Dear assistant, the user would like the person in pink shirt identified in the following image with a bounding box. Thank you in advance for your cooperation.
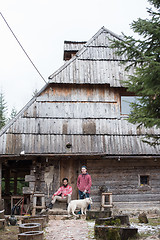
[51,178,72,207]
[77,166,92,210]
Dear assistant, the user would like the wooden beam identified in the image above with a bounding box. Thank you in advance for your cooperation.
[5,168,10,195]
[14,172,17,195]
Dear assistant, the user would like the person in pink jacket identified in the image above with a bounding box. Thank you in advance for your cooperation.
[77,166,92,210]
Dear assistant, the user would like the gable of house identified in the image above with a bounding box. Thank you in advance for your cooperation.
[0,27,159,157]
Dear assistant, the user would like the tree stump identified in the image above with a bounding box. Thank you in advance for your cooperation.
[19,223,41,233]
[96,215,130,226]
[23,215,48,227]
[86,210,111,220]
[18,231,43,240]
[95,225,138,240]
[22,218,44,230]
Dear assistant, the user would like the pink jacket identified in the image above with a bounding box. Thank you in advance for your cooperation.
[77,173,92,193]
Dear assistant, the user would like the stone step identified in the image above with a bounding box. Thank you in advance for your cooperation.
[48,209,68,215]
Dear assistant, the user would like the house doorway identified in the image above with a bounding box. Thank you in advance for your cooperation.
[60,158,79,200]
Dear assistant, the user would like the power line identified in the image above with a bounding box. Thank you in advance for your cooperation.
[0,12,47,84]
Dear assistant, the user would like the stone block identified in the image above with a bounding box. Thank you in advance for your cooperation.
[25,175,35,182]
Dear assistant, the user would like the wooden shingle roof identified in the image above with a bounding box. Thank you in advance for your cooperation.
[49,27,134,87]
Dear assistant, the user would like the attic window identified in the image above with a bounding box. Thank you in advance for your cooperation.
[121,96,140,115]
[64,51,77,61]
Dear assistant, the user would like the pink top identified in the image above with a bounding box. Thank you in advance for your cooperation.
[77,173,92,193]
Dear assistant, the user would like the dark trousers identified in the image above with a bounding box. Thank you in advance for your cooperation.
[78,190,91,210]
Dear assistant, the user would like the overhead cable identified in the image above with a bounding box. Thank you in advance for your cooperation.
[0,12,47,84]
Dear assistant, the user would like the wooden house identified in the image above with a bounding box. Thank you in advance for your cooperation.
[0,27,160,214]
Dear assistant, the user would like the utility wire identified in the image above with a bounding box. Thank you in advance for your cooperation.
[0,12,47,84]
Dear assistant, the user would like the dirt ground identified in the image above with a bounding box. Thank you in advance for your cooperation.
[0,225,19,240]
[44,219,95,240]
[0,219,95,240]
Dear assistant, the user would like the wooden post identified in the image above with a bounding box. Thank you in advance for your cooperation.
[5,167,10,195]
[14,172,17,195]
[101,194,105,211]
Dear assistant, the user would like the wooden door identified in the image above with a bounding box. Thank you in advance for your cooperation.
[60,159,79,200]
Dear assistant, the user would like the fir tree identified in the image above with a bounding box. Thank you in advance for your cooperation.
[10,106,17,119]
[111,0,160,146]
[0,91,8,129]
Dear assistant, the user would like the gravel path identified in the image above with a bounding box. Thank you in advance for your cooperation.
[45,219,95,240]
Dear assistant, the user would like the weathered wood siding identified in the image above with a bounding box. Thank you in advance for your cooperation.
[0,85,159,155]
[87,159,160,210]
[64,41,86,52]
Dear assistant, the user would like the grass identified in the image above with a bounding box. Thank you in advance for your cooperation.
[130,216,160,226]
[130,217,160,239]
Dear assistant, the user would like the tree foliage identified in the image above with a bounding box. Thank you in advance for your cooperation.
[10,106,17,119]
[0,91,8,129]
[112,0,160,145]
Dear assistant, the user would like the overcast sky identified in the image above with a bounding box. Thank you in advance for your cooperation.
[1,0,150,115]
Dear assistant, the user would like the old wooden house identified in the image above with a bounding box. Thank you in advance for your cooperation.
[0,27,160,214]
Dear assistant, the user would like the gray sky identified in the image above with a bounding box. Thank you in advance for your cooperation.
[1,0,150,115]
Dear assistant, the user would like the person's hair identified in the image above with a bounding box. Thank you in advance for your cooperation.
[62,177,68,182]
[81,165,87,170]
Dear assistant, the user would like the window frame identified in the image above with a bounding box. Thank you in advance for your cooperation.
[120,95,139,116]
[138,174,151,191]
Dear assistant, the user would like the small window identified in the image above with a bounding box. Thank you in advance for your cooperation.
[121,96,140,115]
[140,175,149,186]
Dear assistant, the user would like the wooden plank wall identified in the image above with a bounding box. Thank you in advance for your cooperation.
[1,84,159,155]
[87,159,160,210]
